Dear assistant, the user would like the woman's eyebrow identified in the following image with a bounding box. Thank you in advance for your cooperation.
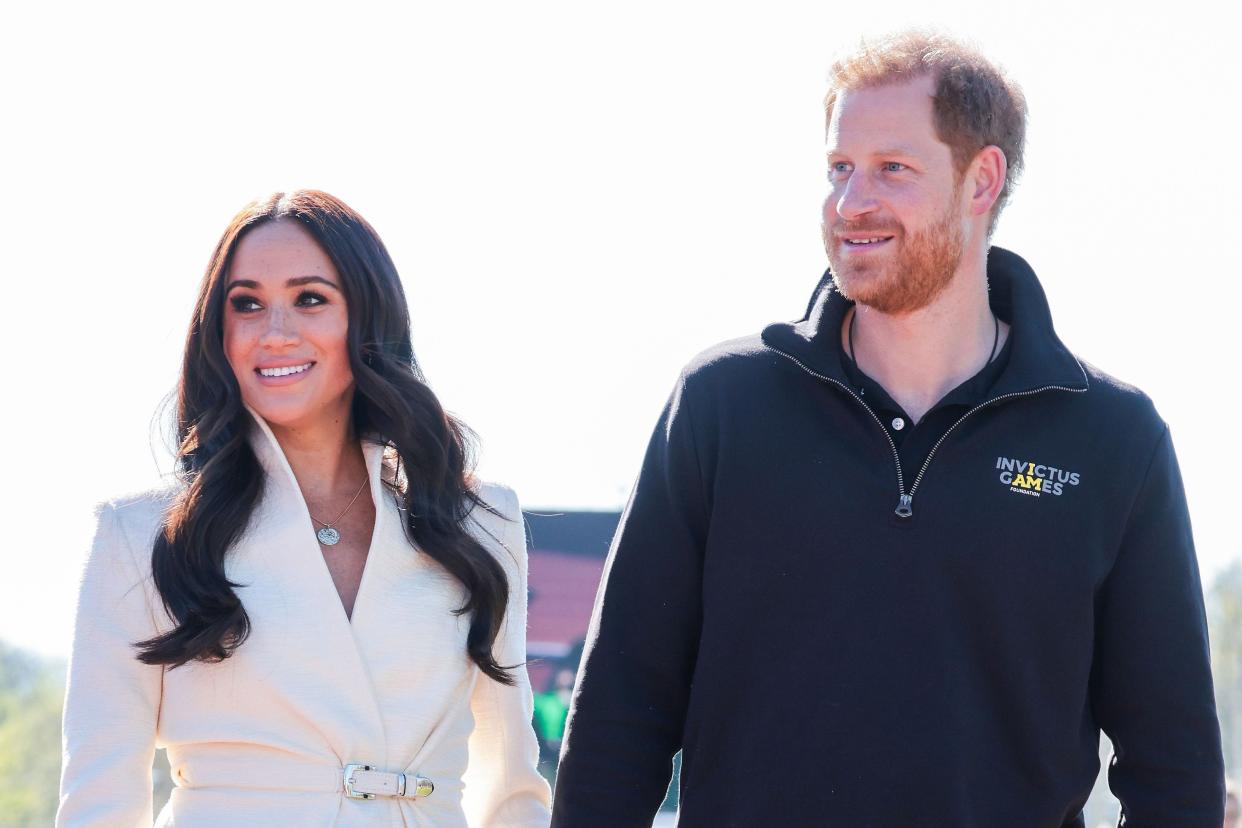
[225,275,341,292]
[285,275,340,290]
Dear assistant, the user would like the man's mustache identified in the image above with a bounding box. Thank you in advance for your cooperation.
[829,220,903,238]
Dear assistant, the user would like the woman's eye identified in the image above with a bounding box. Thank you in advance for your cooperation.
[229,295,262,313]
[296,291,328,307]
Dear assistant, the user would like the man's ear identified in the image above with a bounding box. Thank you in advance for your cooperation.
[967,145,1007,219]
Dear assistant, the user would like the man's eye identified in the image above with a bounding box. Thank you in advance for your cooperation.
[297,291,328,307]
[884,162,907,172]
[230,296,262,313]
[828,162,852,178]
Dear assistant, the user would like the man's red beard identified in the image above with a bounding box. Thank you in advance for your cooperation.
[824,189,965,315]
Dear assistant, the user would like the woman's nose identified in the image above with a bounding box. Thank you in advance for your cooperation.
[258,307,299,348]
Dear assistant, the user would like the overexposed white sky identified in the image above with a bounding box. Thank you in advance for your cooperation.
[3,0,1239,657]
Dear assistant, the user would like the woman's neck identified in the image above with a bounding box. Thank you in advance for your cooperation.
[267,411,368,500]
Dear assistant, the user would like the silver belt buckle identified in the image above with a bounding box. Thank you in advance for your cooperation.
[343,763,377,800]
[411,775,434,797]
[343,763,435,799]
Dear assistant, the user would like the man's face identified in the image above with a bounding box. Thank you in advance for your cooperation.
[822,74,969,315]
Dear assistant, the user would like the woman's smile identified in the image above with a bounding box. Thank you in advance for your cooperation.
[255,360,316,384]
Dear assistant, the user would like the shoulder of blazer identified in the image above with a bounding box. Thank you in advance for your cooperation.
[81,485,179,632]
[468,482,524,570]
[100,483,179,560]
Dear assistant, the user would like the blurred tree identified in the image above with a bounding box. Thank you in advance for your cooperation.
[0,643,64,828]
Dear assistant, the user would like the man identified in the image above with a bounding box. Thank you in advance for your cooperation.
[552,31,1225,827]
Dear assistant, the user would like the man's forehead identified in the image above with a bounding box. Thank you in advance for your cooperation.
[826,75,940,154]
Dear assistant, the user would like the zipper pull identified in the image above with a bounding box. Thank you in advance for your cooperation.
[895,494,913,518]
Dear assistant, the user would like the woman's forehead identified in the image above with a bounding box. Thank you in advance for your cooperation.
[230,221,338,285]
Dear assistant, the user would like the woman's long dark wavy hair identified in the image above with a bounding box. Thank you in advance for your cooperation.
[136,190,514,684]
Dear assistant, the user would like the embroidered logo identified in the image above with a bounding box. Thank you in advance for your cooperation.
[995,457,1081,498]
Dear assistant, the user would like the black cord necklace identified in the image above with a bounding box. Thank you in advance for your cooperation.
[848,307,1001,367]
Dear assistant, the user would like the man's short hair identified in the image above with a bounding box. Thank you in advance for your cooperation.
[825,30,1027,231]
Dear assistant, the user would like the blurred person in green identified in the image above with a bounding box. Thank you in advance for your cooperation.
[533,668,575,772]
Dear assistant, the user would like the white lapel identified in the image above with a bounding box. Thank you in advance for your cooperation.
[348,453,479,771]
[234,408,388,761]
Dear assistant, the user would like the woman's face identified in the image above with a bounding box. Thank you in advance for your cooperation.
[222,220,355,434]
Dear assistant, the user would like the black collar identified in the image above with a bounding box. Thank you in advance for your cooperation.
[761,246,1089,399]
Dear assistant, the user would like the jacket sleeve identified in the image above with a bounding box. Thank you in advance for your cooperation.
[1091,426,1225,826]
[552,372,709,827]
[463,486,553,827]
[57,503,164,828]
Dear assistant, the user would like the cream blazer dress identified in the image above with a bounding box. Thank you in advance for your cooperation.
[57,412,552,827]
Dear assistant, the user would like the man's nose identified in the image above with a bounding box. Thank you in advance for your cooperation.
[833,172,879,222]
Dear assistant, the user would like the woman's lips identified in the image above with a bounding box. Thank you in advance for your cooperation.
[254,361,315,385]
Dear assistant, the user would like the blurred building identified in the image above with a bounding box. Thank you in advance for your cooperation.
[522,510,618,691]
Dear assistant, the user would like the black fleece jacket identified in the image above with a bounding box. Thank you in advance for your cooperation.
[552,248,1224,827]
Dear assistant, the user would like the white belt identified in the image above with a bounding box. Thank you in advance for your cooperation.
[343,763,435,800]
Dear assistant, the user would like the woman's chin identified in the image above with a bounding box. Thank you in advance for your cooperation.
[243,395,329,432]
[240,378,356,435]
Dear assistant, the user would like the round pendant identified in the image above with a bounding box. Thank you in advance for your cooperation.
[317,526,341,546]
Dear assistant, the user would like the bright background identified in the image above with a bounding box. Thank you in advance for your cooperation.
[2,0,1239,661]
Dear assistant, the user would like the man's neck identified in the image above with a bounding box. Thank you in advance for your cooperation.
[843,255,1010,425]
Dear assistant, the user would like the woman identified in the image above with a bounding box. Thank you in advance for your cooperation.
[57,190,551,827]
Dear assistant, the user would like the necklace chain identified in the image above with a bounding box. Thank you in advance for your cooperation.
[310,475,370,530]
[847,306,1001,367]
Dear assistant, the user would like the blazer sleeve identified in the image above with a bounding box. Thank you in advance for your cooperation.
[57,502,165,828]
[462,486,552,827]
[1091,426,1225,826]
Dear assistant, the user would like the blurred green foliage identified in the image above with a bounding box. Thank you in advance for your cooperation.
[0,643,64,828]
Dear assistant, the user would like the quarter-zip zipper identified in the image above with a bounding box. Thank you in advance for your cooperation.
[764,346,908,510]
[765,344,1087,519]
